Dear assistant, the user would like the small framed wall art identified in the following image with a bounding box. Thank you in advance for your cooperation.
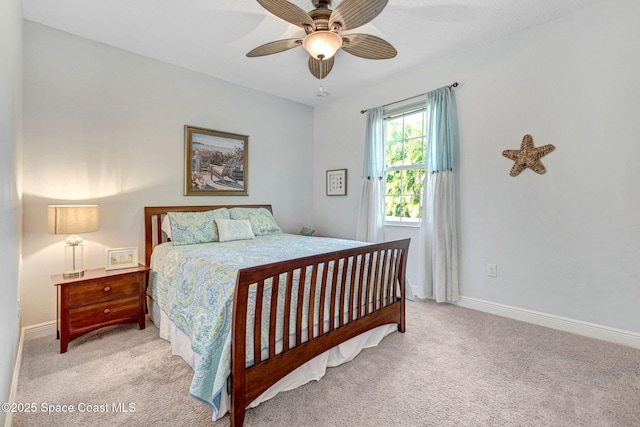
[106,247,139,270]
[184,125,248,196]
[326,168,347,196]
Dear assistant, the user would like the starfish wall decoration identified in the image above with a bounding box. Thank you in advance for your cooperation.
[502,134,555,177]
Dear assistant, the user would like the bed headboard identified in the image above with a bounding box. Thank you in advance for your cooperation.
[144,204,273,267]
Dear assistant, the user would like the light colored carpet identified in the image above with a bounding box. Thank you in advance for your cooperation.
[13,300,640,426]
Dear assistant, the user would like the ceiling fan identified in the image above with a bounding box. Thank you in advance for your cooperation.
[247,0,397,79]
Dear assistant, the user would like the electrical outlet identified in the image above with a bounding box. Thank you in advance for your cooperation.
[487,264,497,277]
[17,298,21,318]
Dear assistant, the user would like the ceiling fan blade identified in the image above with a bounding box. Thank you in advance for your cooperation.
[329,0,389,31]
[246,38,302,57]
[308,56,334,79]
[257,0,315,30]
[341,34,397,59]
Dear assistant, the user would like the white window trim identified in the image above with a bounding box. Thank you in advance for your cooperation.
[383,104,428,226]
[384,219,421,228]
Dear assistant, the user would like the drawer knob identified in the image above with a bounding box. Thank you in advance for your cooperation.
[103,286,111,292]
[103,308,110,314]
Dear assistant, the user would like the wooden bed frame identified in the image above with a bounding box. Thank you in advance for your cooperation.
[144,205,409,427]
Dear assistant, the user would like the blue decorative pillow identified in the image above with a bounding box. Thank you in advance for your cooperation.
[167,208,230,245]
[215,219,256,242]
[229,207,283,236]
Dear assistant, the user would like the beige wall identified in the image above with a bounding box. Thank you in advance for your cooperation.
[0,0,23,421]
[21,22,314,327]
[312,0,640,334]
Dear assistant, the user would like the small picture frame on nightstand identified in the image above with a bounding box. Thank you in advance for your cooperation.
[106,247,139,270]
[326,168,347,196]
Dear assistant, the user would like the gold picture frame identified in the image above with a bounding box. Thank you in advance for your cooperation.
[326,169,347,196]
[184,125,248,196]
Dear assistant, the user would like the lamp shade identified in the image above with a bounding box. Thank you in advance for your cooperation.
[48,205,99,235]
[302,31,343,60]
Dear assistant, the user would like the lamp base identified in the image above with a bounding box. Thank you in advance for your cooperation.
[63,270,85,279]
[64,243,84,279]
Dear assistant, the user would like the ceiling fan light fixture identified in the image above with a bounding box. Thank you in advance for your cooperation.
[302,31,342,60]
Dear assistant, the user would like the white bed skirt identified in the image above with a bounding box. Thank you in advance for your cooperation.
[149,299,397,420]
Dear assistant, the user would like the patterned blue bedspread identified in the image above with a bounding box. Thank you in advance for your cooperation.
[148,233,366,415]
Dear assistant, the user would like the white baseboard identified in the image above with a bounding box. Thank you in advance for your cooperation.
[453,296,640,349]
[23,320,56,341]
[4,334,21,427]
[4,321,57,427]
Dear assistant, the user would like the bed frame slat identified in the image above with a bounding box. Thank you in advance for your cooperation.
[337,257,349,327]
[329,258,339,332]
[295,266,306,346]
[268,275,279,360]
[254,280,264,365]
[357,254,366,318]
[347,256,357,323]
[365,253,374,315]
[308,264,318,340]
[318,262,329,336]
[282,271,293,352]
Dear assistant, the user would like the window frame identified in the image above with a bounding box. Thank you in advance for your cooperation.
[383,102,428,227]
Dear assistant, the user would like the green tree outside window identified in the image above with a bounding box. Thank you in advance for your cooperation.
[384,108,427,223]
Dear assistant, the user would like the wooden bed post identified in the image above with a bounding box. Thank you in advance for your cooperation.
[230,273,249,427]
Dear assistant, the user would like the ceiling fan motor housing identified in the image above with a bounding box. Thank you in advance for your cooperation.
[312,0,332,8]
[307,5,333,33]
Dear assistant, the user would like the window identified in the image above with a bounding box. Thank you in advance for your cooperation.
[384,103,427,225]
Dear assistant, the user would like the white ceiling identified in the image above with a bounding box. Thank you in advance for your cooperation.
[22,0,605,107]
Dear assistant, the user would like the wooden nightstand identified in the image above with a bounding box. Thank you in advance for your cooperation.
[51,264,149,353]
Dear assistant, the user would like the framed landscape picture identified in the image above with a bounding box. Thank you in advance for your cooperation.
[184,125,248,195]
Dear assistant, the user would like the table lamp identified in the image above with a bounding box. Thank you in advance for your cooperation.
[48,205,99,278]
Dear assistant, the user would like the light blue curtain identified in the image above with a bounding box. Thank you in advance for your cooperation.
[356,107,385,243]
[418,87,459,302]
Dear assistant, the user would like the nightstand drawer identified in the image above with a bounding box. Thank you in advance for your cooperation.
[68,275,139,306]
[69,296,140,331]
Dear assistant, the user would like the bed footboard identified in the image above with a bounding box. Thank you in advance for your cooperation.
[230,238,410,427]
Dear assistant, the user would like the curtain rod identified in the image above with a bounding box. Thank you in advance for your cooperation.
[360,82,459,114]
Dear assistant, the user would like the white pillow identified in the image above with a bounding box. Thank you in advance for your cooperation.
[161,215,172,240]
[215,219,256,242]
